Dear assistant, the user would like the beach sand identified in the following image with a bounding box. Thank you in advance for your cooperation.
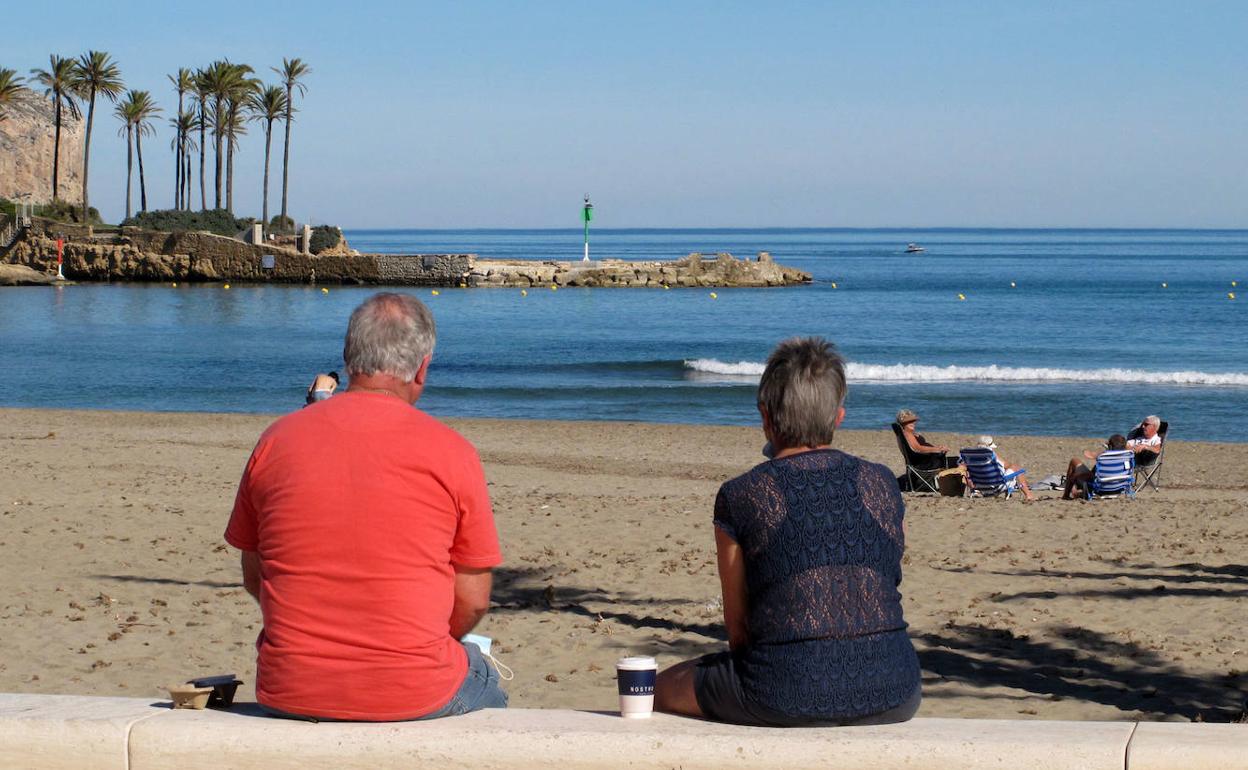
[1,407,1244,722]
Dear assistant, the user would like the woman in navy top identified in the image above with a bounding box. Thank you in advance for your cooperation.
[655,337,921,726]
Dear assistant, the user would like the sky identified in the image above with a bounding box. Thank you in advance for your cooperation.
[8,1,1248,228]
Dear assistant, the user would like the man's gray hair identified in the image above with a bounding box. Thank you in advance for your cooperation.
[757,337,847,450]
[343,293,436,381]
[1144,415,1161,426]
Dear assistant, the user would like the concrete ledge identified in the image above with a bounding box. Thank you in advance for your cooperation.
[0,694,1243,770]
[1126,722,1248,770]
[0,694,159,770]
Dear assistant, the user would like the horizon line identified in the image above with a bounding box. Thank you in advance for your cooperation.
[340,225,1248,233]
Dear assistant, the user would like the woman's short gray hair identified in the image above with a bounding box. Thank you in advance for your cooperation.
[343,293,436,381]
[757,337,847,450]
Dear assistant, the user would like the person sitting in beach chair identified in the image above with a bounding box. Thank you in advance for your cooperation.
[892,410,958,492]
[654,337,921,727]
[958,436,1035,501]
[1127,415,1168,491]
[1063,434,1129,500]
[1077,448,1136,500]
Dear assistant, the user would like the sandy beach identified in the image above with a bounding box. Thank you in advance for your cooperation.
[0,407,1244,722]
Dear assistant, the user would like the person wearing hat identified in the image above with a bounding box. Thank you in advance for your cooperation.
[896,409,959,471]
[973,435,1036,502]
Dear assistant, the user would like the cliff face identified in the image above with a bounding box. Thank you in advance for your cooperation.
[0,92,85,204]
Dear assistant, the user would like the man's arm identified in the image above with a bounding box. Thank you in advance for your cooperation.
[715,527,749,651]
[449,566,493,640]
[240,550,261,602]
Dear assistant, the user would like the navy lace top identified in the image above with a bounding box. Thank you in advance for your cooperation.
[713,449,920,719]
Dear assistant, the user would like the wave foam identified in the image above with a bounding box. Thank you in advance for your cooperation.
[683,359,1248,387]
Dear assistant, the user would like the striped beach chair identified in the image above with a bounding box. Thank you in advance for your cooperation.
[1085,449,1136,500]
[958,447,1025,499]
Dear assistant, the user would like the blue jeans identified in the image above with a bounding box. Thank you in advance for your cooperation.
[262,641,508,722]
[418,641,509,719]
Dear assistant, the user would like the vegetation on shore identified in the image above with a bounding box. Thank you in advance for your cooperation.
[1,197,100,224]
[118,208,253,236]
[3,51,313,234]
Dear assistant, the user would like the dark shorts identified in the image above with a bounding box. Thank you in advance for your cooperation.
[692,651,921,728]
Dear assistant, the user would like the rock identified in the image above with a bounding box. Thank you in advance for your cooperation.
[0,263,57,286]
[0,92,85,205]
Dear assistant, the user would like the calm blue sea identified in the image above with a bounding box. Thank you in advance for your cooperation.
[1,228,1245,441]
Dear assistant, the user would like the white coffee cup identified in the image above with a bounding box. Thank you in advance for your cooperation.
[617,656,657,719]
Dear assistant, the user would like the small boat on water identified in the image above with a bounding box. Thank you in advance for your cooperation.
[904,243,925,253]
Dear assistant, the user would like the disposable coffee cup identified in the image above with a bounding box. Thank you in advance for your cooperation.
[617,656,657,719]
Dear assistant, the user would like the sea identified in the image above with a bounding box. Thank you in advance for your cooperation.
[1,228,1245,442]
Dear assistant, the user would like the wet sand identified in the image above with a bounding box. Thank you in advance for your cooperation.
[1,407,1244,721]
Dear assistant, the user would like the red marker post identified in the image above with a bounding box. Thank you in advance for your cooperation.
[56,238,65,280]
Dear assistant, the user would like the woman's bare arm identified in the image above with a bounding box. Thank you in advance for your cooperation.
[715,527,749,651]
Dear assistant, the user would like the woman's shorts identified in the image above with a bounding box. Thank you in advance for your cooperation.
[692,650,920,727]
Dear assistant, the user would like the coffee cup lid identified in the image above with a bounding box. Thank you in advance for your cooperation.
[617,656,657,670]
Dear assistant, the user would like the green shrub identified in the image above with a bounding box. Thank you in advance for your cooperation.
[0,198,101,224]
[269,214,294,233]
[309,225,343,255]
[120,209,254,236]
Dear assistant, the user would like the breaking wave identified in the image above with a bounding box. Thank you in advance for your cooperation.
[683,359,1248,387]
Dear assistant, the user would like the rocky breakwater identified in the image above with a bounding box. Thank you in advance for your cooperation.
[5,222,384,284]
[468,252,810,288]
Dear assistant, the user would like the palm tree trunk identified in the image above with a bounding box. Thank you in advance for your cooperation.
[213,98,224,210]
[198,103,207,211]
[226,138,234,215]
[174,128,182,210]
[82,90,97,224]
[52,98,62,201]
[175,91,184,210]
[137,130,148,214]
[279,86,293,230]
[185,149,193,210]
[262,119,273,231]
[124,125,133,221]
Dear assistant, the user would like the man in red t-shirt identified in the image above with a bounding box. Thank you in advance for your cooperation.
[226,293,506,721]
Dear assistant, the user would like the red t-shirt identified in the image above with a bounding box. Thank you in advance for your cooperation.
[225,391,502,721]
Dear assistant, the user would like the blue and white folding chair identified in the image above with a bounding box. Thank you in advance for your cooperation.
[959,448,1025,499]
[1085,449,1135,499]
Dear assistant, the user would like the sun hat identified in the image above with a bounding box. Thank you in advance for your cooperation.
[896,409,919,425]
[977,435,998,451]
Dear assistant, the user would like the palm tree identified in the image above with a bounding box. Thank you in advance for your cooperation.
[199,60,230,209]
[115,91,160,219]
[223,65,258,214]
[273,57,310,231]
[192,68,211,210]
[31,56,81,201]
[0,68,27,123]
[170,110,197,210]
[129,91,160,213]
[248,85,287,233]
[72,51,124,224]
[115,97,138,220]
[167,68,193,209]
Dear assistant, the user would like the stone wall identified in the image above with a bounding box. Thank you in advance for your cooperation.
[375,254,474,285]
[0,92,84,205]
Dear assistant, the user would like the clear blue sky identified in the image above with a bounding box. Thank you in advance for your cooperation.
[10,1,1248,227]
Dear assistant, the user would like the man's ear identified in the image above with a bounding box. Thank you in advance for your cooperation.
[413,355,432,386]
[834,406,845,429]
